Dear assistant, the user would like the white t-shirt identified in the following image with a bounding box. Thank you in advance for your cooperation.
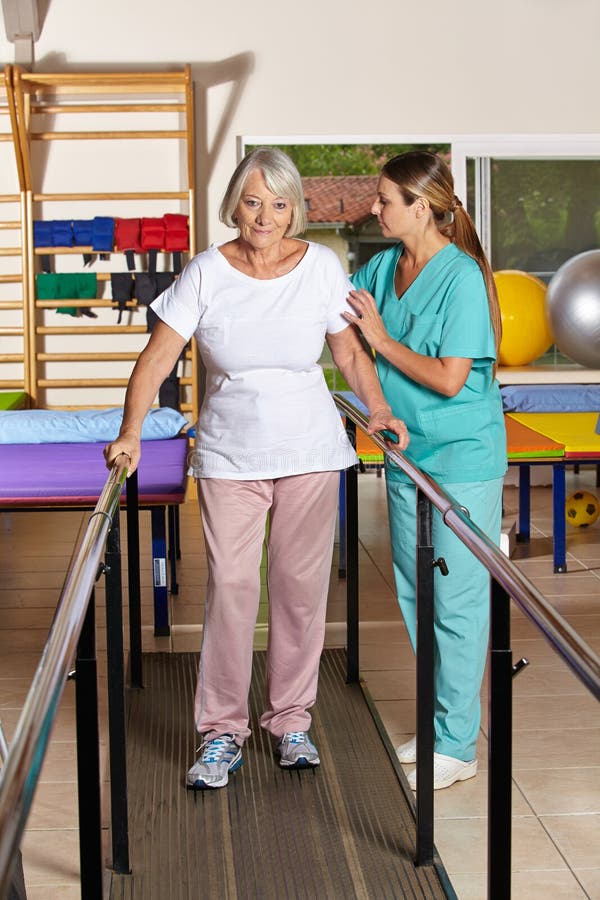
[151,241,359,479]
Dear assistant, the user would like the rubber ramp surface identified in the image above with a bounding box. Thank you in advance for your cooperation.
[110,650,450,899]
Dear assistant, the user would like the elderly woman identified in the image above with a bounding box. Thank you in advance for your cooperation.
[104,147,408,790]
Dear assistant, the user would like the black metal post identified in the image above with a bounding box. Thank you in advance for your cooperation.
[168,505,179,595]
[338,471,347,578]
[151,506,170,636]
[75,587,104,900]
[488,578,513,899]
[125,469,143,688]
[415,488,435,865]
[104,512,131,875]
[345,419,359,684]
[552,462,567,573]
[517,465,531,543]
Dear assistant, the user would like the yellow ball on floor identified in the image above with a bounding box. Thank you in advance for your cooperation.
[565,490,600,527]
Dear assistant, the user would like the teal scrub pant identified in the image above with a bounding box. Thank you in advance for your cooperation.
[386,476,504,761]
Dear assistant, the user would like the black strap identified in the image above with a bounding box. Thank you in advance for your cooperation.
[110,273,134,324]
[158,369,181,411]
[134,272,157,307]
[155,272,175,294]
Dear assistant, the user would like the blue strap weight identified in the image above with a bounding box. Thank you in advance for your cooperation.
[51,220,74,246]
[91,216,115,252]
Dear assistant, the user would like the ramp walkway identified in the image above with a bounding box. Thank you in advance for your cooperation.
[110,649,452,900]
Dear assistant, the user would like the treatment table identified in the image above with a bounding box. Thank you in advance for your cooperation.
[337,392,600,574]
[0,436,188,634]
[506,412,600,572]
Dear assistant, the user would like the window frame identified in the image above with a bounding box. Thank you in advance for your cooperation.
[452,134,600,258]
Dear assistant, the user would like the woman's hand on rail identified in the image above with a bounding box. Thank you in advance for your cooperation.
[367,407,410,451]
[103,432,141,476]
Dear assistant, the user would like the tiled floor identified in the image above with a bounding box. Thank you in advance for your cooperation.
[1,468,599,898]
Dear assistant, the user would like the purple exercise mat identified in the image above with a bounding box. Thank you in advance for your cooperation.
[0,438,188,504]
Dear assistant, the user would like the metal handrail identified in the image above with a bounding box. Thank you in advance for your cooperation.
[334,392,600,699]
[0,458,129,898]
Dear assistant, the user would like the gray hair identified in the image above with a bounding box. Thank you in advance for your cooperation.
[219,147,307,237]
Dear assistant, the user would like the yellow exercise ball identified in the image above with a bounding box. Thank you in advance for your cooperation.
[494,270,554,366]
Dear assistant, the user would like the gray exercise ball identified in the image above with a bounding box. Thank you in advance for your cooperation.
[546,250,600,369]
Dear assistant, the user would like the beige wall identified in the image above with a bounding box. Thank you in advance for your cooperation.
[1,0,599,247]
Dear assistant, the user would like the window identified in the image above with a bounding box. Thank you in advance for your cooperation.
[455,136,600,371]
[242,139,450,273]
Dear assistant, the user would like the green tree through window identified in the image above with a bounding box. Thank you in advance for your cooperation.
[246,143,450,176]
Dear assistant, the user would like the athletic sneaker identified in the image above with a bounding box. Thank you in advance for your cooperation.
[396,735,417,764]
[276,731,320,768]
[186,733,243,790]
[407,753,477,791]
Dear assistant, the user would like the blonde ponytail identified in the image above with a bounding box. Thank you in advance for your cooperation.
[451,207,502,375]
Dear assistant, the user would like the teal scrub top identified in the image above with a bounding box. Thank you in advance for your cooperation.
[351,242,507,484]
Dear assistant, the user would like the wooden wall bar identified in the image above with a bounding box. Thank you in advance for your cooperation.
[1,65,198,418]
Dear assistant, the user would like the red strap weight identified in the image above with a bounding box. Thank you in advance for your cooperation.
[140,217,166,251]
[163,214,189,252]
[114,218,142,252]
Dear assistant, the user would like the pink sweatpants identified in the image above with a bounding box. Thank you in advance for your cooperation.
[194,470,339,743]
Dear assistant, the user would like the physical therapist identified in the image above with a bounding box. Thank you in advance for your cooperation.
[344,150,507,791]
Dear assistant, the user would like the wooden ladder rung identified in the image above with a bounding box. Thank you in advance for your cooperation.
[31,130,187,141]
[36,325,148,335]
[31,102,186,114]
[33,191,187,201]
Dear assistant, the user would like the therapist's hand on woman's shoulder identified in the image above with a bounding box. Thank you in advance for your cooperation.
[344,288,390,354]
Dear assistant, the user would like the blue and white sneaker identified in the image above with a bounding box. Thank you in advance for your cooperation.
[276,731,320,769]
[186,733,243,790]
